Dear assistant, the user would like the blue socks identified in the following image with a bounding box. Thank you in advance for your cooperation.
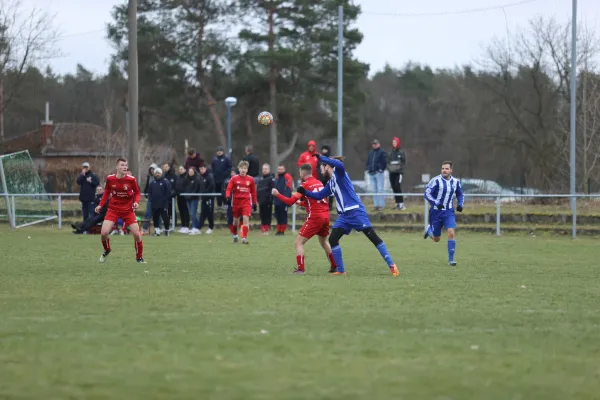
[332,245,345,273]
[448,239,456,261]
[376,242,394,267]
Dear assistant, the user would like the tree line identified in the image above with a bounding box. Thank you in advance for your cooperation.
[1,0,600,193]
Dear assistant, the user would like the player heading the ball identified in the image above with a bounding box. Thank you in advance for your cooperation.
[298,154,399,276]
[96,158,146,263]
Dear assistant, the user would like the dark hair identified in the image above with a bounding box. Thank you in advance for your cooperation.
[188,148,195,156]
[116,157,127,164]
[442,161,453,168]
[299,163,312,173]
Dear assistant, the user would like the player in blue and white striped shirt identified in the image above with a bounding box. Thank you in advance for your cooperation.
[423,161,464,266]
[297,154,399,276]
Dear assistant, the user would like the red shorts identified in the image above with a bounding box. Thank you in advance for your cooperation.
[298,216,330,239]
[105,209,138,227]
[232,204,252,218]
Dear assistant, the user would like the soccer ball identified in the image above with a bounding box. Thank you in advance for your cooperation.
[258,111,274,126]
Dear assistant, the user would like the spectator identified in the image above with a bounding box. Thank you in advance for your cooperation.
[197,164,215,234]
[76,161,99,222]
[296,140,319,180]
[184,148,205,172]
[257,163,275,235]
[72,185,105,234]
[365,139,387,211]
[142,163,159,233]
[148,167,172,236]
[184,167,202,235]
[162,163,177,222]
[273,164,293,236]
[175,165,190,233]
[243,145,260,180]
[388,137,406,210]
[211,146,232,208]
[317,144,334,210]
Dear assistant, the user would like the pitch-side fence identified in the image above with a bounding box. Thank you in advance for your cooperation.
[1,192,599,238]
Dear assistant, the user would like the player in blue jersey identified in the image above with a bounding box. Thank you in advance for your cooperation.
[423,161,464,266]
[297,154,399,276]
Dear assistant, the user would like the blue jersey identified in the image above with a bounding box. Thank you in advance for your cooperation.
[424,175,464,210]
[302,156,366,215]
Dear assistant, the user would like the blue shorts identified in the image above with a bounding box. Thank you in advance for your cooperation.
[333,208,372,235]
[429,209,456,237]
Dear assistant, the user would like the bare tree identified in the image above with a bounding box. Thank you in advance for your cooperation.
[0,0,58,151]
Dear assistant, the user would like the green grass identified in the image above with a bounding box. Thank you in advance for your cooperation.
[1,227,600,399]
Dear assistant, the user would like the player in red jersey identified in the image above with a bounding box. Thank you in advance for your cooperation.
[95,158,145,263]
[225,160,258,244]
[272,163,336,274]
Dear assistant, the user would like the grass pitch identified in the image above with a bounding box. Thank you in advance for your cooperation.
[1,227,599,399]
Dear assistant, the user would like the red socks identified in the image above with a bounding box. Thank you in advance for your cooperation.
[101,238,111,252]
[135,240,143,259]
[296,255,305,271]
[241,225,249,239]
[327,252,336,268]
[229,224,238,235]
[276,224,287,233]
[260,224,269,233]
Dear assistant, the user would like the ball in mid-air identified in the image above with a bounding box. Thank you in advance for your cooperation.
[258,111,273,126]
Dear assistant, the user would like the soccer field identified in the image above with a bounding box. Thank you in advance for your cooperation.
[1,227,599,399]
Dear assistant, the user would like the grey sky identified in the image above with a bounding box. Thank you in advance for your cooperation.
[25,0,600,76]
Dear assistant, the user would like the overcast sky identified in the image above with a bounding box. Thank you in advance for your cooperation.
[23,0,600,76]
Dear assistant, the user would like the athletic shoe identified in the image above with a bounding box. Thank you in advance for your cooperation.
[330,271,346,276]
[205,228,213,235]
[136,258,147,263]
[293,269,306,274]
[328,267,337,274]
[164,230,169,237]
[233,235,239,244]
[241,238,249,244]
[390,264,400,276]
[179,227,190,234]
[100,250,111,263]
[448,260,457,267]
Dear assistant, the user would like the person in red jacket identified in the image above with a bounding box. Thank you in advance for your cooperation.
[297,140,319,180]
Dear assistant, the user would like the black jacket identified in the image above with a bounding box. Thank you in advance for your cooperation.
[198,171,215,202]
[257,173,275,205]
[222,176,232,205]
[164,168,177,197]
[175,173,188,195]
[243,153,260,177]
[318,145,332,184]
[273,173,292,207]
[77,171,100,202]
[366,147,387,174]
[211,155,233,184]
[184,175,202,200]
[148,177,172,209]
[387,149,406,174]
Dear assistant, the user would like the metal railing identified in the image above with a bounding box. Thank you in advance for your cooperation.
[1,192,599,238]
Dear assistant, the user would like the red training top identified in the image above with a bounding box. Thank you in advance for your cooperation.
[98,174,141,213]
[275,176,329,218]
[226,174,258,207]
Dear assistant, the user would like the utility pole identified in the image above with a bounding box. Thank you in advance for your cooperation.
[127,0,139,179]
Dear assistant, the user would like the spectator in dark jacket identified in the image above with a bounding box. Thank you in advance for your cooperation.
[242,145,260,179]
[318,145,334,210]
[273,164,293,235]
[162,163,177,221]
[72,186,105,234]
[148,168,172,236]
[76,162,100,222]
[211,146,232,208]
[257,163,275,235]
[142,163,159,232]
[185,168,202,235]
[197,165,216,234]
[184,148,204,172]
[365,139,387,211]
[175,165,190,233]
[388,137,406,210]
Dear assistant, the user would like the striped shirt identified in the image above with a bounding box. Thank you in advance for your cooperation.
[424,175,464,210]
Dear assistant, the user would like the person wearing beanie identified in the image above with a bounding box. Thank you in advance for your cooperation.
[148,167,172,236]
[387,137,406,210]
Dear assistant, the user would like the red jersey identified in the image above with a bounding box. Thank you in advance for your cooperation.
[226,174,258,207]
[98,174,141,213]
[275,176,329,218]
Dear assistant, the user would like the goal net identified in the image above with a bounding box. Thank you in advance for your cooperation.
[0,150,56,228]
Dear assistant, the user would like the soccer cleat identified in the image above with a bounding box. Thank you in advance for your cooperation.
[164,230,169,237]
[448,260,457,266]
[233,235,239,244]
[293,269,306,274]
[423,227,430,240]
[137,258,147,263]
[390,264,400,276]
[241,238,249,244]
[330,271,346,276]
[99,250,111,263]
[328,267,337,274]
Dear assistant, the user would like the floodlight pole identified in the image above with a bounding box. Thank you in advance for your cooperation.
[225,97,237,157]
[569,0,577,239]
[127,0,139,180]
[337,5,344,156]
